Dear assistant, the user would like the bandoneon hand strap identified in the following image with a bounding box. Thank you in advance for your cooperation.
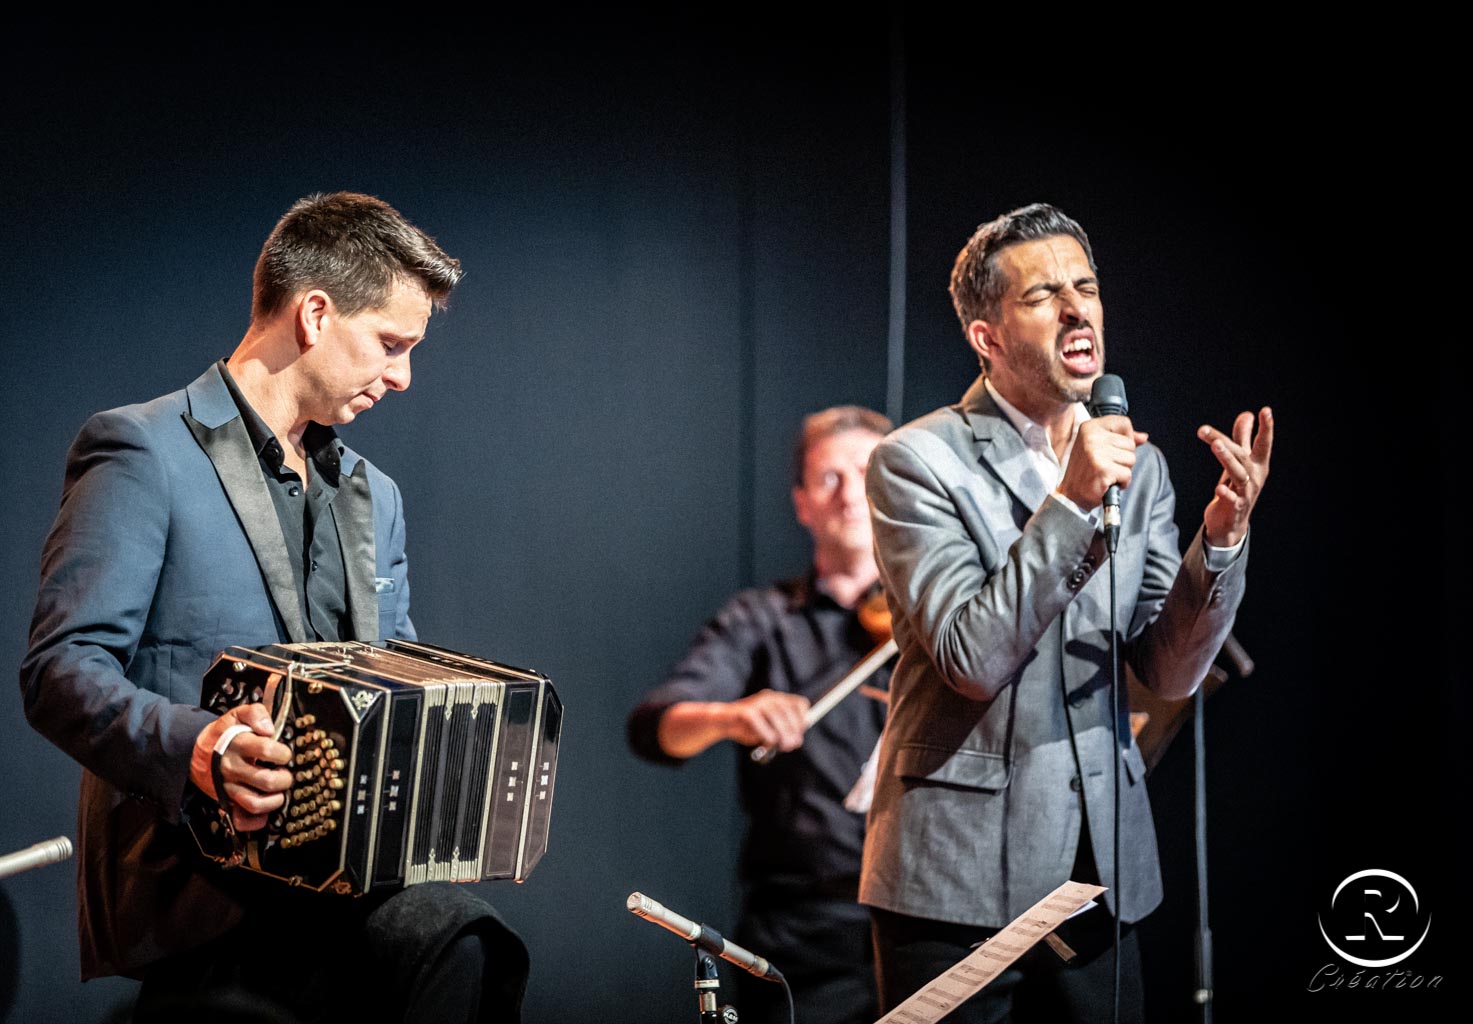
[210,723,254,840]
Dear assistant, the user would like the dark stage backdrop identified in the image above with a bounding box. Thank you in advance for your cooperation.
[1,25,1459,1024]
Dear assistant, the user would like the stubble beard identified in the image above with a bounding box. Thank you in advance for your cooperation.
[1012,334,1100,408]
[1056,377,1093,405]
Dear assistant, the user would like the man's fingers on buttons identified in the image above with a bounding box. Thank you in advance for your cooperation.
[235,733,289,766]
[235,703,273,733]
[225,783,283,815]
[246,764,292,793]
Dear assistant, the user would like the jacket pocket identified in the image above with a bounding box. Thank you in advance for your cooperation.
[377,594,398,641]
[894,742,1010,792]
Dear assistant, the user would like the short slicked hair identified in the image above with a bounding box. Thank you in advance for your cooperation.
[949,203,1096,333]
[792,406,893,487]
[252,192,463,321]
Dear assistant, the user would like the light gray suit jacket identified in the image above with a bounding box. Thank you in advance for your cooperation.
[859,377,1246,928]
[21,363,414,978]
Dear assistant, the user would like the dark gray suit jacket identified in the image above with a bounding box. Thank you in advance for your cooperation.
[20,363,413,978]
[859,377,1246,928]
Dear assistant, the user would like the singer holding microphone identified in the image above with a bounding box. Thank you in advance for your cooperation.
[861,203,1272,1022]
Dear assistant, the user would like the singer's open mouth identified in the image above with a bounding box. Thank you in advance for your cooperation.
[1061,333,1098,375]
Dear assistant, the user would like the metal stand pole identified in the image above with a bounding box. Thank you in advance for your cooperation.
[1192,688,1213,1023]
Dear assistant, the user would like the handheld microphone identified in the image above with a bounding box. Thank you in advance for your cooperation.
[627,891,785,983]
[1087,374,1129,553]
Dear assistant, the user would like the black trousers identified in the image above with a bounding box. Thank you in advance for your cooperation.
[870,905,1142,1024]
[733,890,878,1024]
[132,882,528,1024]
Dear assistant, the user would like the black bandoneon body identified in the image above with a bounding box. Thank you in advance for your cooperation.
[189,640,561,895]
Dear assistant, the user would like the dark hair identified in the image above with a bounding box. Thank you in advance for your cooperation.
[792,405,893,486]
[252,192,463,321]
[949,203,1096,334]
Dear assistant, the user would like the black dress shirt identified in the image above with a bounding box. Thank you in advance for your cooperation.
[628,574,888,895]
[219,360,348,641]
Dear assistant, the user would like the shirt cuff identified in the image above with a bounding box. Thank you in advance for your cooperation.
[1050,490,1100,526]
[1202,533,1246,573]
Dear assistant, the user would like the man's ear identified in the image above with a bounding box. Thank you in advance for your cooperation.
[295,290,333,351]
[965,318,998,368]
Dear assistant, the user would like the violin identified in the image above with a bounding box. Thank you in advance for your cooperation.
[856,586,893,644]
[750,586,898,764]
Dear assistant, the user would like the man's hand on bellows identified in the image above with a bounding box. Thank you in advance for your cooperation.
[723,690,811,752]
[190,703,293,831]
[1058,415,1149,511]
[1199,407,1273,548]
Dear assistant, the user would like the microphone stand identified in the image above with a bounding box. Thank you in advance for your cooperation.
[1192,685,1213,1024]
[1192,639,1252,1023]
[694,948,736,1024]
[629,891,791,1023]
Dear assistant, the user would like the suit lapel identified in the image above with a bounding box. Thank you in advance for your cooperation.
[183,364,308,643]
[959,376,1052,513]
[333,461,378,642]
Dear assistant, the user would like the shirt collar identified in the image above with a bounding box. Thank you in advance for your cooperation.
[218,358,343,485]
[787,568,881,613]
[984,378,1090,458]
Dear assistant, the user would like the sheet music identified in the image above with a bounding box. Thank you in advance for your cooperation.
[872,880,1107,1024]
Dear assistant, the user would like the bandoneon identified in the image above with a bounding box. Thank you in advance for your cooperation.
[188,640,562,896]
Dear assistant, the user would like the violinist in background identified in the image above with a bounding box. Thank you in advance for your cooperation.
[627,405,893,1024]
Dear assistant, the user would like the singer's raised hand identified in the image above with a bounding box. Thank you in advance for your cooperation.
[1198,407,1273,548]
[1057,415,1149,511]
